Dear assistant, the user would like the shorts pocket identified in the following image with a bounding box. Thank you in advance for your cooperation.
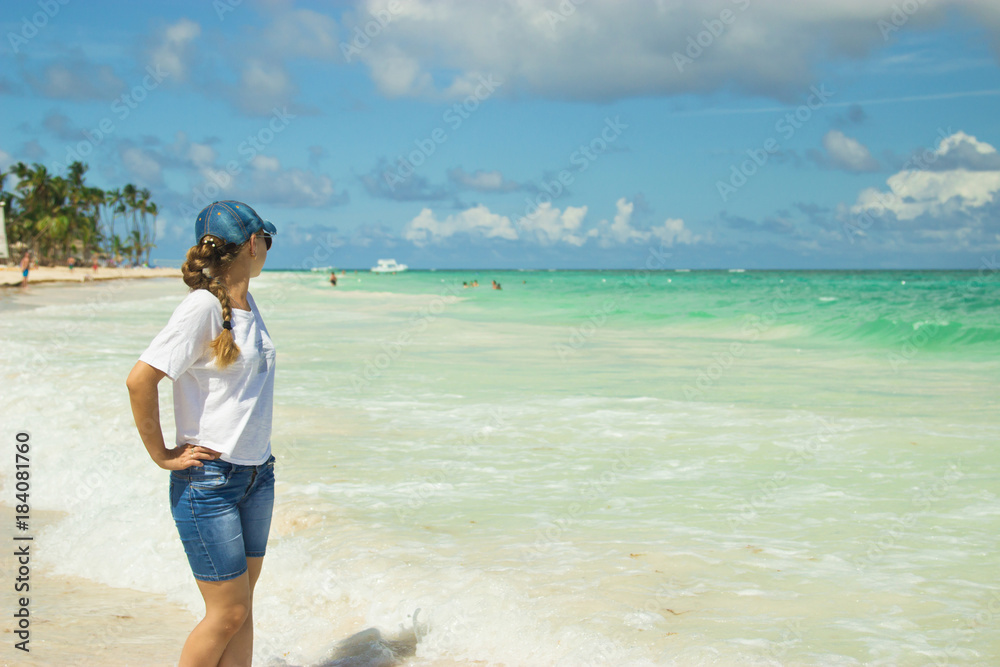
[183,464,232,489]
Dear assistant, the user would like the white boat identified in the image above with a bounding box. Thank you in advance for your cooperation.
[371,258,408,273]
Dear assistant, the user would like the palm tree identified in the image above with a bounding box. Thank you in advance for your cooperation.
[101,188,122,259]
[132,189,159,265]
[143,200,158,265]
[111,234,125,266]
[121,183,138,265]
[62,162,90,261]
[1,163,153,266]
[79,185,105,261]
[12,163,59,261]
[129,228,142,265]
[136,188,151,264]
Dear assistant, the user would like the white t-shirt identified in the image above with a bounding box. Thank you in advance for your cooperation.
[139,289,276,465]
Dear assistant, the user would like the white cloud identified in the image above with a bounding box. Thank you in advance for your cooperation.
[264,9,341,60]
[406,199,699,249]
[162,9,334,115]
[28,59,123,100]
[936,131,997,157]
[251,155,281,172]
[854,170,1000,221]
[403,205,518,246]
[651,218,698,246]
[336,0,1000,101]
[187,143,216,169]
[148,19,201,82]
[823,130,879,172]
[606,198,645,245]
[120,147,164,186]
[851,131,1000,222]
[448,167,519,192]
[367,45,433,98]
[517,202,593,246]
[925,130,1000,171]
[596,198,697,247]
[239,157,341,207]
[234,60,297,115]
[159,133,344,209]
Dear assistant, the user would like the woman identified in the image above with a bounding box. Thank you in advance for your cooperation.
[127,200,277,666]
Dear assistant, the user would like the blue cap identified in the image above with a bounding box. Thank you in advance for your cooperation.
[195,201,277,246]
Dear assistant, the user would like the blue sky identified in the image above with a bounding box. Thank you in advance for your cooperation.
[3,0,1000,269]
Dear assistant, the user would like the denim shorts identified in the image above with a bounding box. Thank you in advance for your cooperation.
[169,455,275,582]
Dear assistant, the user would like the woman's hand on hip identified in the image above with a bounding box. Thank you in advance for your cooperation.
[159,444,222,470]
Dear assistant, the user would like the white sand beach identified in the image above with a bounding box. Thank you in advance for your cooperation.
[0,266,180,288]
[0,506,195,667]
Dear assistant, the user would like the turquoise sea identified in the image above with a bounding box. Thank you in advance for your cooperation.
[1,268,999,665]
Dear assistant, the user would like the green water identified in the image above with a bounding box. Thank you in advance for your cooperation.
[325,269,1000,353]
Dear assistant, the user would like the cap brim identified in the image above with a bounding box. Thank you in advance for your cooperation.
[262,219,277,235]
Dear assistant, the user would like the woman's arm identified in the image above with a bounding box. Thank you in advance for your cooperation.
[126,361,220,470]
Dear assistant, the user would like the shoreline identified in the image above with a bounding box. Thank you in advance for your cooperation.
[0,266,181,288]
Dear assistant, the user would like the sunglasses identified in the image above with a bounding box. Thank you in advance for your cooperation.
[258,232,272,251]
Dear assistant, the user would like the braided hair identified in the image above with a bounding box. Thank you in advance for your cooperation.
[180,235,245,369]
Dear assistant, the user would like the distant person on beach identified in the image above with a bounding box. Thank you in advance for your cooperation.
[126,200,277,667]
[19,251,31,288]
[68,256,76,271]
[330,271,337,286]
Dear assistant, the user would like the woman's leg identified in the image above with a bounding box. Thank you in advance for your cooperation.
[218,457,275,666]
[178,571,252,667]
[170,462,254,666]
[218,556,264,667]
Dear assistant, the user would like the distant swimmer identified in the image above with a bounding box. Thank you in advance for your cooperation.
[492,280,502,290]
[19,251,31,288]
[330,271,337,286]
[463,281,468,288]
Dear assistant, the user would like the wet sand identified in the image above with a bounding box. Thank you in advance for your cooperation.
[0,505,196,667]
